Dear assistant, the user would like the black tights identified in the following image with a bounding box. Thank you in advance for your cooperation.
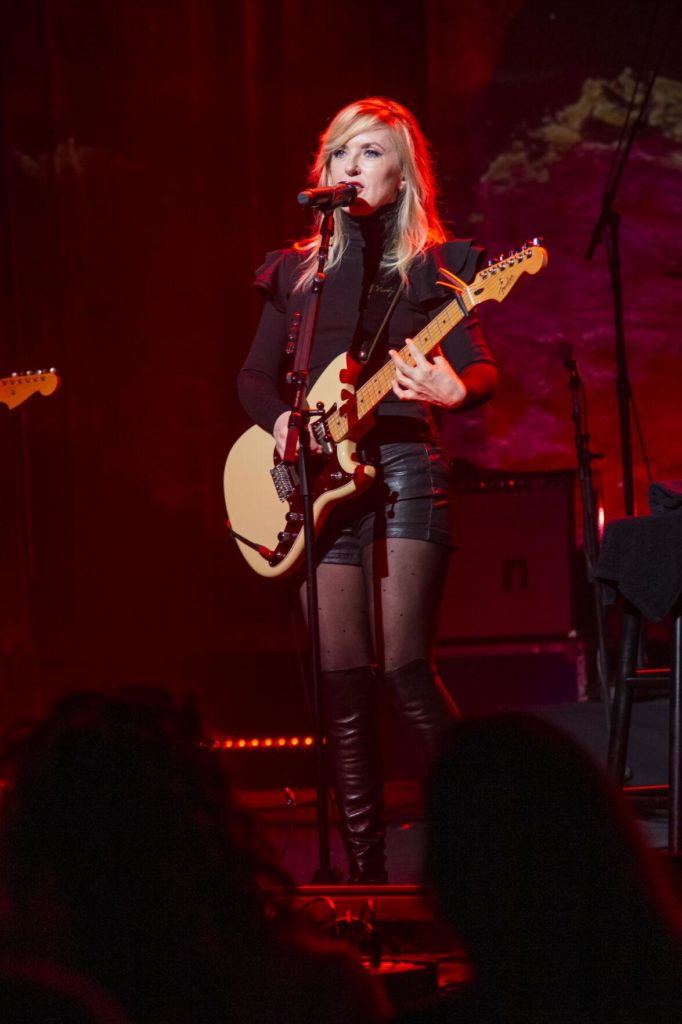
[300,539,458,879]
[301,537,451,673]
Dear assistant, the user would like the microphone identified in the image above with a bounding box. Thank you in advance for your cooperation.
[297,182,358,209]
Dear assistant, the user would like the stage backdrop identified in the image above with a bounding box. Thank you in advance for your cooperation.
[1,0,680,730]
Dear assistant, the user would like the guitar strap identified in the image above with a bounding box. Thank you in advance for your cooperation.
[355,276,404,364]
[283,275,403,368]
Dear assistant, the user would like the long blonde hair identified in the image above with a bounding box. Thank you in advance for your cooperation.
[293,97,447,291]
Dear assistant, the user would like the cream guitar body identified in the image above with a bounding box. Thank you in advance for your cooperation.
[224,351,376,578]
[224,242,548,578]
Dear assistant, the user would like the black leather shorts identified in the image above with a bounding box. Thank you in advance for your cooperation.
[317,425,455,566]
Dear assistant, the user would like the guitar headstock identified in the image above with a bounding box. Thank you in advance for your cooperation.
[0,369,61,410]
[469,240,548,305]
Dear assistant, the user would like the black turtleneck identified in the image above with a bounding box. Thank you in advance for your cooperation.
[237,208,496,434]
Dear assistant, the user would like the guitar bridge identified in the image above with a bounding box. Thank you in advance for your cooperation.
[270,461,299,502]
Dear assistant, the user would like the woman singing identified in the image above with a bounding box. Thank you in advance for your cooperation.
[238,97,498,883]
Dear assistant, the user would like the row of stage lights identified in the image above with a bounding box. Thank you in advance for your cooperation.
[209,735,315,751]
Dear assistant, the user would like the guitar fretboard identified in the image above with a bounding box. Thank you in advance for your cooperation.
[326,286,473,442]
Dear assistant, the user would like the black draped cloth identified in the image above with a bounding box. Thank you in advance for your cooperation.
[596,515,682,621]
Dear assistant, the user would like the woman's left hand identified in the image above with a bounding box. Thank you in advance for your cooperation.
[390,339,467,408]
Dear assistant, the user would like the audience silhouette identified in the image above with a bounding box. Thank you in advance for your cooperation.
[0,688,387,1023]
[398,713,682,1023]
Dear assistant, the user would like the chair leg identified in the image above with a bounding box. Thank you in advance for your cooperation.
[607,602,641,784]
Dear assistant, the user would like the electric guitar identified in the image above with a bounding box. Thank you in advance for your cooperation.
[224,241,548,578]
[1,369,60,410]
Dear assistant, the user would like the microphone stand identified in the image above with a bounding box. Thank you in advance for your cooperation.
[564,356,611,728]
[583,9,679,513]
[585,203,634,516]
[282,205,340,883]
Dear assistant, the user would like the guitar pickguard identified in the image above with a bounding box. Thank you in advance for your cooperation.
[263,448,358,569]
[224,351,376,577]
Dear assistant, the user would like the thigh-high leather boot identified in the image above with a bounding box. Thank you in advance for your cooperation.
[321,666,387,884]
[383,658,460,763]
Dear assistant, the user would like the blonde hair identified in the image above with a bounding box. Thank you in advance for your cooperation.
[293,97,447,291]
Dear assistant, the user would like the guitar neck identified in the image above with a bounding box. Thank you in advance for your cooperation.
[326,288,473,442]
[321,240,548,442]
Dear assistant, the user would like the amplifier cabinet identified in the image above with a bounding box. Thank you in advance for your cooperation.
[437,470,576,642]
